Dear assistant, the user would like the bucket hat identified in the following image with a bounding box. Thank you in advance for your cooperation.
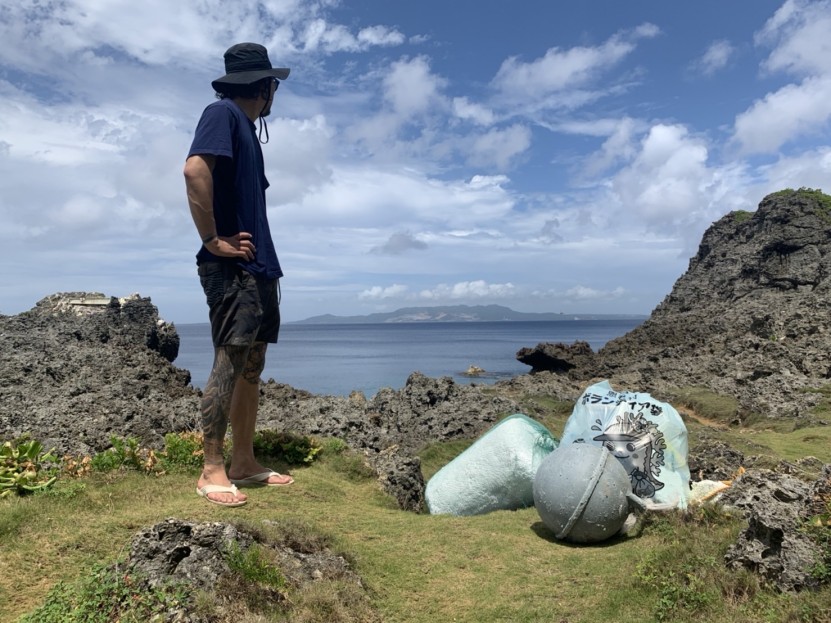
[211,43,290,91]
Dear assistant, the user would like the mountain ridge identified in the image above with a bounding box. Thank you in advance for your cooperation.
[291,304,647,324]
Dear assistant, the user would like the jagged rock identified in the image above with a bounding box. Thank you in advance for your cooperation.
[517,190,831,421]
[0,292,198,455]
[124,518,376,622]
[258,372,520,454]
[515,340,598,375]
[687,433,745,481]
[365,445,426,512]
[720,467,830,591]
[257,372,520,510]
[127,518,254,588]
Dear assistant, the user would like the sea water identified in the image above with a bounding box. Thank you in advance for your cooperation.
[174,319,643,397]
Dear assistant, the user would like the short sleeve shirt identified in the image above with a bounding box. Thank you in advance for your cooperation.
[188,99,282,280]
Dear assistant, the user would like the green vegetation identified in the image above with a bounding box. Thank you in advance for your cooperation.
[253,429,322,465]
[669,386,740,423]
[19,566,188,623]
[0,436,58,497]
[731,210,753,223]
[769,187,831,220]
[2,399,831,622]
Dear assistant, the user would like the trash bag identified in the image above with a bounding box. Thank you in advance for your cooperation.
[560,380,690,509]
[425,413,559,516]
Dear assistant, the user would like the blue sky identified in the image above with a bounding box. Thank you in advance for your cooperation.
[1,0,830,323]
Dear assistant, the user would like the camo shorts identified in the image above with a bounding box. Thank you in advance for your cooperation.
[198,262,280,347]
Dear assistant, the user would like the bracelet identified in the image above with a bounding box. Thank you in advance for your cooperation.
[202,233,218,244]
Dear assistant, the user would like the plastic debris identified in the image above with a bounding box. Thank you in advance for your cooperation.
[560,380,691,509]
[534,443,644,543]
[425,413,558,516]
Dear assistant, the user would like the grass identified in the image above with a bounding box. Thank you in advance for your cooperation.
[2,397,831,622]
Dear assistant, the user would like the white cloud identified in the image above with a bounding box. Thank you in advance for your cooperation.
[383,56,444,117]
[694,40,734,76]
[300,20,405,53]
[579,117,639,178]
[468,125,532,170]
[490,23,659,103]
[359,284,409,300]
[756,146,831,194]
[357,25,406,47]
[419,281,516,300]
[452,97,496,126]
[731,76,831,154]
[565,285,625,301]
[757,0,831,77]
[610,124,720,237]
[731,0,831,154]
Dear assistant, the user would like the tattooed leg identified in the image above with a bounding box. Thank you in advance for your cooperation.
[198,344,249,503]
[228,342,291,485]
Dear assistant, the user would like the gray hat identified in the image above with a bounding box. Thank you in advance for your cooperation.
[211,42,290,91]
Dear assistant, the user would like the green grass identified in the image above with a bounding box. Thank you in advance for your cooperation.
[2,404,831,622]
[670,386,740,423]
[769,187,831,222]
[731,210,753,223]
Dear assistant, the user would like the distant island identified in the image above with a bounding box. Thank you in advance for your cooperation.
[291,304,648,325]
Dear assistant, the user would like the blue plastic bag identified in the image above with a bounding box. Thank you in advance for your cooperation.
[425,413,559,516]
[560,380,690,509]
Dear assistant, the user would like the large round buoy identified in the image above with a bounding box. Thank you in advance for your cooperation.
[533,443,637,543]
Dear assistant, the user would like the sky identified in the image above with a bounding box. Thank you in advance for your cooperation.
[2,0,830,323]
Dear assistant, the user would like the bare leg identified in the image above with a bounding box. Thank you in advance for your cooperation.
[197,344,250,504]
[228,342,293,485]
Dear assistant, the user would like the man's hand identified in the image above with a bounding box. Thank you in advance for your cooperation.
[205,232,256,261]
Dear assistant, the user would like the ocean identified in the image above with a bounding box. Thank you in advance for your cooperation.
[174,319,644,397]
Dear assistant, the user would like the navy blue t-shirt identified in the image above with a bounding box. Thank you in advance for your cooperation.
[188,99,282,280]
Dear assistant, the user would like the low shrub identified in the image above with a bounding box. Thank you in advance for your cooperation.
[0,436,59,497]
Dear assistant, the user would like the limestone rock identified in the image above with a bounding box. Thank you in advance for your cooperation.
[516,190,831,421]
[365,445,426,513]
[720,467,830,591]
[515,340,598,375]
[0,292,197,455]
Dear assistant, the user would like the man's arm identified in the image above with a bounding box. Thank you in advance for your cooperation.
[184,154,255,260]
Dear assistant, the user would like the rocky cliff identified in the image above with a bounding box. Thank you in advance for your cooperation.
[0,293,198,455]
[520,188,831,421]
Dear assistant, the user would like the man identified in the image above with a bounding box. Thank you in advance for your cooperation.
[184,42,293,507]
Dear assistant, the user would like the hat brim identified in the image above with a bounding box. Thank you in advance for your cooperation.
[212,67,290,90]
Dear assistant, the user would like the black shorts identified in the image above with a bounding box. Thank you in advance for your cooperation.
[198,262,280,347]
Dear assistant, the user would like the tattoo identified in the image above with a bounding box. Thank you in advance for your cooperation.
[201,345,249,463]
[242,342,267,385]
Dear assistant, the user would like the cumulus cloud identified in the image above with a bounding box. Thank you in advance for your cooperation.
[301,20,406,53]
[565,285,625,301]
[612,124,710,225]
[579,117,640,178]
[732,76,831,154]
[359,284,409,300]
[419,281,516,300]
[383,56,445,117]
[731,0,831,154]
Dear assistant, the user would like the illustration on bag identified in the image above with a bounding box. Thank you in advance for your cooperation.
[590,410,667,499]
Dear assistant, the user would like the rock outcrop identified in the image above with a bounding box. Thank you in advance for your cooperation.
[0,293,198,455]
[124,518,378,621]
[519,189,831,420]
[721,465,831,592]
